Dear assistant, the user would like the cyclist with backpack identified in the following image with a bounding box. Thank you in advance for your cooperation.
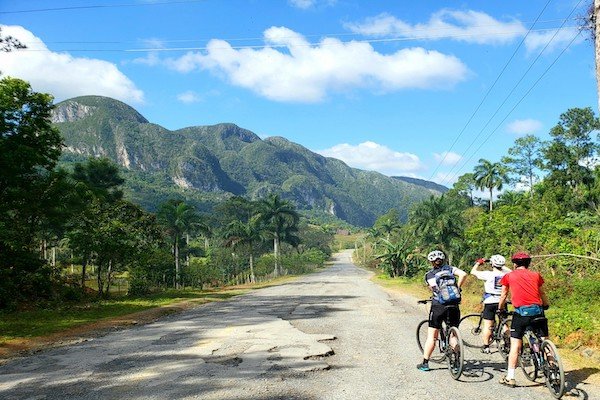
[471,254,512,353]
[497,251,550,387]
[417,250,468,371]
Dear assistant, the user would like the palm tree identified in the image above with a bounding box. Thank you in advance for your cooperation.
[256,194,300,276]
[157,200,201,289]
[409,195,464,263]
[473,159,510,211]
[223,217,263,283]
[378,218,401,241]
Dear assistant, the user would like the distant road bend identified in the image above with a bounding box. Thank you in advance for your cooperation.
[0,250,596,399]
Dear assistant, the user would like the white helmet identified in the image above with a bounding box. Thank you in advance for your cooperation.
[427,250,445,262]
[490,254,506,268]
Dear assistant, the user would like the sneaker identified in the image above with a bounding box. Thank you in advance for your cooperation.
[417,362,430,371]
[499,376,516,387]
[481,346,491,354]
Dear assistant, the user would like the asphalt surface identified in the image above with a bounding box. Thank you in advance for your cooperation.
[0,250,596,399]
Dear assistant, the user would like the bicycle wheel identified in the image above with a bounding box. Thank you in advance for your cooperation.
[541,340,565,399]
[458,313,484,349]
[446,326,465,380]
[416,319,445,363]
[496,317,511,360]
[519,333,538,381]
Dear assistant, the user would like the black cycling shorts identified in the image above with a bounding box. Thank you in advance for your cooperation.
[482,303,499,321]
[510,313,549,339]
[428,303,460,329]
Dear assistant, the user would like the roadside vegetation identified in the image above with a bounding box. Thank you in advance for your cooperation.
[355,106,600,359]
[0,77,337,343]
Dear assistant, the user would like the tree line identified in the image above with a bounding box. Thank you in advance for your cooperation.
[0,77,333,310]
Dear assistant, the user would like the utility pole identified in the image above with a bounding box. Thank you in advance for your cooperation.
[595,0,600,112]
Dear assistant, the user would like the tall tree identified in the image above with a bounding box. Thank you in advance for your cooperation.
[223,217,264,283]
[158,200,202,289]
[256,194,300,276]
[452,173,477,205]
[473,159,510,211]
[502,135,543,196]
[409,195,465,262]
[0,77,63,307]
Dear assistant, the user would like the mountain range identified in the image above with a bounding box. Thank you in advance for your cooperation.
[52,96,446,227]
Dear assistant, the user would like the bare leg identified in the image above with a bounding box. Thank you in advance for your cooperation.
[423,327,439,360]
[483,319,494,345]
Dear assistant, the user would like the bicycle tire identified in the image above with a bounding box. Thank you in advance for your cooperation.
[458,313,484,349]
[447,326,465,380]
[541,340,565,399]
[496,317,511,360]
[519,333,538,381]
[416,319,445,363]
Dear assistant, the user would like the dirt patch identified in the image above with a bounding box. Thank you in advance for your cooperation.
[0,300,203,363]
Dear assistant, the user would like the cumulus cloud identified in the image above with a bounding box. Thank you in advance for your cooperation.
[164,26,468,102]
[346,10,526,45]
[506,118,543,135]
[433,151,462,166]
[317,141,424,176]
[524,27,583,53]
[177,90,202,103]
[0,25,144,103]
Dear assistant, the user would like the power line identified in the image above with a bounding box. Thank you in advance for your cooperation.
[427,0,554,181]
[0,0,208,14]
[436,0,585,187]
[16,25,580,53]
[440,28,582,187]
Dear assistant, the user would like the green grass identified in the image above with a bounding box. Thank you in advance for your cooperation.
[0,288,246,343]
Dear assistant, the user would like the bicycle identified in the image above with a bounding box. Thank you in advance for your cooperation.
[415,299,465,380]
[458,305,512,359]
[506,311,565,399]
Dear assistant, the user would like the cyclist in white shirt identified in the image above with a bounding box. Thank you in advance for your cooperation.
[470,254,511,353]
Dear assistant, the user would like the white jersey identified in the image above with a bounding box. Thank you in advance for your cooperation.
[472,269,508,304]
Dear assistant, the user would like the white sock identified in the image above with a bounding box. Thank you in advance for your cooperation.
[506,368,515,380]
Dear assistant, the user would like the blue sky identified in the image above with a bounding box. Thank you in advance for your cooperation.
[1,0,596,187]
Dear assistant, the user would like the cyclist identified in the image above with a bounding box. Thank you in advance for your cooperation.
[497,251,550,387]
[417,250,468,371]
[470,254,512,353]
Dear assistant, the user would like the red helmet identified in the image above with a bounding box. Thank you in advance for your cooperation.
[511,251,531,262]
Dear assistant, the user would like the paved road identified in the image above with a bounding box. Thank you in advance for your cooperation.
[0,251,595,399]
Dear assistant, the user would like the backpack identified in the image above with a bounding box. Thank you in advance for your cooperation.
[435,266,461,304]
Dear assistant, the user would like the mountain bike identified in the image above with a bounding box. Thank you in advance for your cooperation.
[506,311,565,399]
[458,305,512,359]
[416,299,465,380]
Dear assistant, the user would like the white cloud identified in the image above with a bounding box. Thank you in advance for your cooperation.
[177,90,202,103]
[346,10,526,45]
[164,26,468,102]
[434,151,462,166]
[0,25,144,104]
[289,0,315,9]
[524,27,584,53]
[289,0,336,9]
[317,141,424,176]
[506,119,543,135]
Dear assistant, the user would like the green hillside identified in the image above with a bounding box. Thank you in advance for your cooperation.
[53,96,445,226]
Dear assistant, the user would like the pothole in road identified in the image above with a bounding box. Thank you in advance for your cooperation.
[204,356,242,367]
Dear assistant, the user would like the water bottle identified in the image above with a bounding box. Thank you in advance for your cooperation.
[529,334,539,353]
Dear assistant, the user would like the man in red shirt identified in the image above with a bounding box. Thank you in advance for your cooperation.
[497,251,550,387]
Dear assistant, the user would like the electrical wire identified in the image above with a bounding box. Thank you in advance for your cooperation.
[439,28,583,187]
[0,0,208,14]
[427,0,554,181]
[16,26,580,53]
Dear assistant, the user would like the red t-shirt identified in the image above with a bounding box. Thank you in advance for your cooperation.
[499,268,544,308]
